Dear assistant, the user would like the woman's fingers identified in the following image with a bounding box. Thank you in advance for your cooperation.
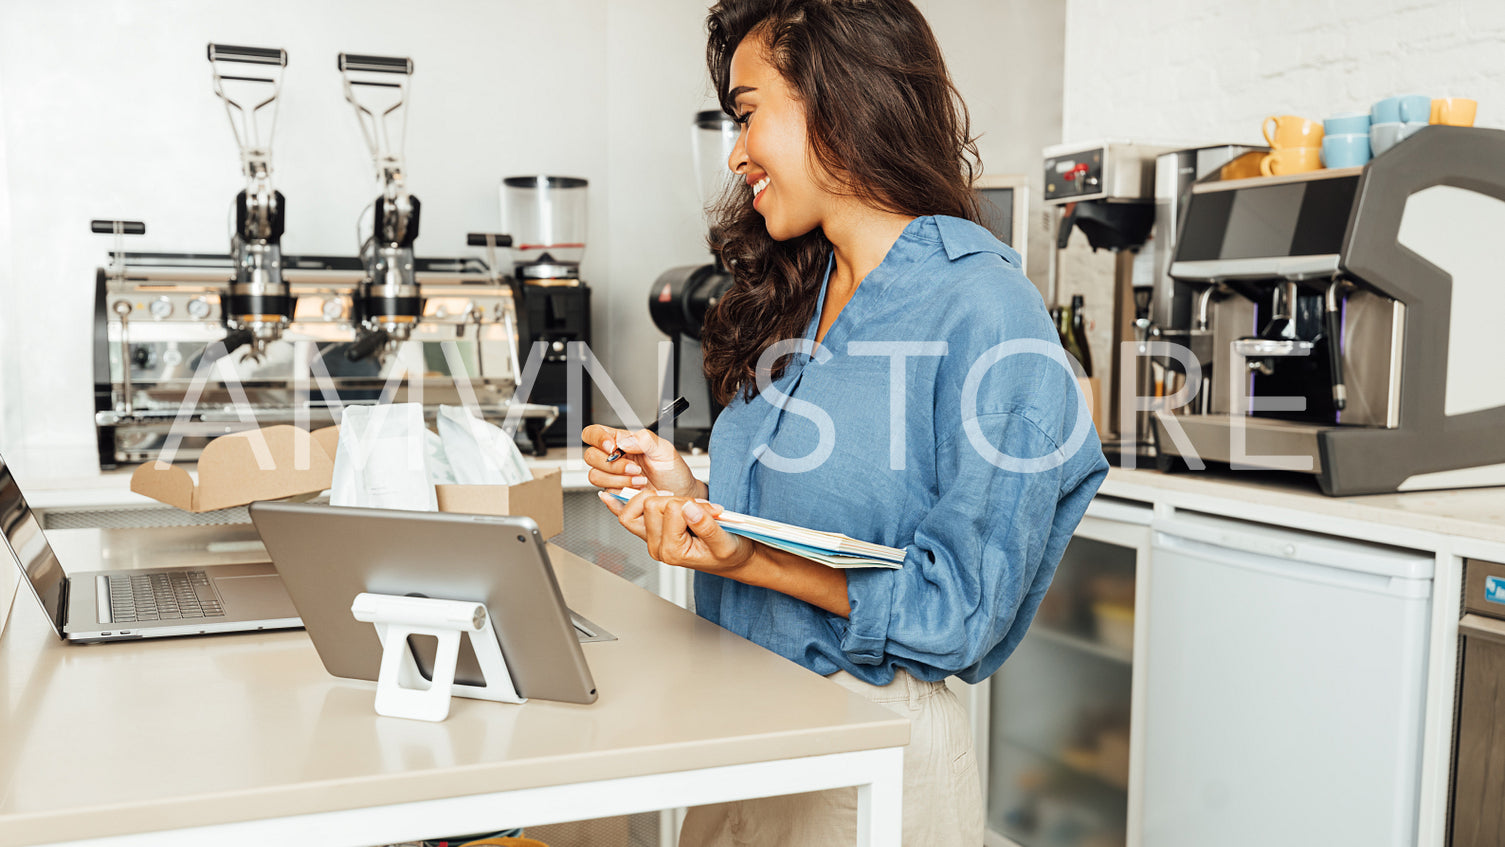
[587,468,649,490]
[681,500,742,561]
[598,489,624,516]
[613,487,653,539]
[617,428,679,464]
[641,491,672,558]
[581,444,643,475]
[580,424,622,454]
[662,498,691,558]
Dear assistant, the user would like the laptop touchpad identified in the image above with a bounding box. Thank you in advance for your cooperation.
[213,574,297,618]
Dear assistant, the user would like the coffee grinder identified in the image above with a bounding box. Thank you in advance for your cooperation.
[645,110,739,452]
[502,175,592,447]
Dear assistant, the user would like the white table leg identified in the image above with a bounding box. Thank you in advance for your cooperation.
[855,746,904,847]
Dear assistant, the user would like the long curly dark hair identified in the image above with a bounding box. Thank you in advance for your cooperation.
[702,0,982,404]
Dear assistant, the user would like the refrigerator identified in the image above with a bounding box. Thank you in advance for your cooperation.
[1142,511,1433,847]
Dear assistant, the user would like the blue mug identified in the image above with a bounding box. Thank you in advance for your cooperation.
[1325,112,1370,136]
[1322,133,1371,168]
[1372,97,1403,124]
[1398,94,1433,123]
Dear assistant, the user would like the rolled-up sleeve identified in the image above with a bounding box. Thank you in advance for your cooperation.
[839,410,1103,681]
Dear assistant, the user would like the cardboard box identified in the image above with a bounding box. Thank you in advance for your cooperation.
[435,467,564,539]
[131,422,563,539]
[131,425,339,513]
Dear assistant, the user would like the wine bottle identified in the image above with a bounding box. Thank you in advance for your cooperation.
[1057,299,1088,376]
[1070,294,1093,377]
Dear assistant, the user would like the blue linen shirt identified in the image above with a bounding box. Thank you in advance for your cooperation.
[700,215,1109,686]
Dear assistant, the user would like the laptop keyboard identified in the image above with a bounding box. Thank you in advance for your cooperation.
[107,571,224,622]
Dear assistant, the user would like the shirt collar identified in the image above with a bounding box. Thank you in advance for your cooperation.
[932,214,1022,267]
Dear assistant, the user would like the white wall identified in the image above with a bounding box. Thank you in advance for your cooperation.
[923,0,1066,287]
[1064,0,1505,142]
[0,0,1064,466]
[1056,0,1505,372]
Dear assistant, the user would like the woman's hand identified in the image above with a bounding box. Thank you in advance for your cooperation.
[601,489,754,576]
[581,424,707,500]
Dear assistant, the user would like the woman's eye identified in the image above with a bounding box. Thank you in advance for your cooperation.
[735,110,752,126]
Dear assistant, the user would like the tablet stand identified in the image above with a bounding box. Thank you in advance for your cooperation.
[351,592,525,722]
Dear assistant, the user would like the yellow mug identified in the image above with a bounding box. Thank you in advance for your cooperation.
[1431,97,1477,127]
[1260,147,1324,176]
[1263,115,1324,149]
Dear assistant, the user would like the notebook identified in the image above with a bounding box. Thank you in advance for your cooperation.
[610,488,905,569]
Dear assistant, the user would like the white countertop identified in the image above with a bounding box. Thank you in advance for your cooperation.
[1102,466,1505,553]
[0,526,906,844]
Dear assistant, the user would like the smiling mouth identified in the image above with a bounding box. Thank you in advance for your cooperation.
[752,176,770,199]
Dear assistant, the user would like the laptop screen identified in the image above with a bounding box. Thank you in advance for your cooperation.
[0,454,68,636]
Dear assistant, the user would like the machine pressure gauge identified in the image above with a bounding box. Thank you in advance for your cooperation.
[149,297,173,319]
[187,297,212,320]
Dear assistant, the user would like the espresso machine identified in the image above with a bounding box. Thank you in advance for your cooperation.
[1043,140,1265,461]
[645,110,739,451]
[90,46,556,469]
[1043,140,1189,459]
[501,176,593,448]
[1155,126,1505,495]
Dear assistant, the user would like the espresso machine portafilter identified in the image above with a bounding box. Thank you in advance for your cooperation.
[339,52,422,362]
[207,43,292,362]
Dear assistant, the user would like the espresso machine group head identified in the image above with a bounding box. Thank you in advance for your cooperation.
[339,52,422,362]
[207,43,292,361]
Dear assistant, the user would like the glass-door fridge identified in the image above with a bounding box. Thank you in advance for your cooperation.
[984,498,1152,847]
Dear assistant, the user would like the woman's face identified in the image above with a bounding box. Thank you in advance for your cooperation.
[726,37,832,241]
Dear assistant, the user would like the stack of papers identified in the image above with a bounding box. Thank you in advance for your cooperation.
[609,489,905,569]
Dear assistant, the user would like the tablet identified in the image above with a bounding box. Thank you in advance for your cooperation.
[248,501,600,705]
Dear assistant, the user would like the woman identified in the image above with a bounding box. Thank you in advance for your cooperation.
[582,0,1108,843]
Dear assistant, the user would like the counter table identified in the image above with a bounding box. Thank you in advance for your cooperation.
[0,525,907,847]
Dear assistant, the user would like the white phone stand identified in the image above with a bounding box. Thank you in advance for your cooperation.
[351,592,525,722]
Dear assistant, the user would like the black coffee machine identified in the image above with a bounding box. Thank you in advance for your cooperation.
[642,111,741,452]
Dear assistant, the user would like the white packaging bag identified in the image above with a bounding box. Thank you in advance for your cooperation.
[329,403,438,511]
[435,405,532,486]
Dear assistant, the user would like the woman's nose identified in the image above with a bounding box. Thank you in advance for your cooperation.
[728,127,749,174]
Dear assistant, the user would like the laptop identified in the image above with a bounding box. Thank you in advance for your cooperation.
[248,500,610,705]
[0,450,301,642]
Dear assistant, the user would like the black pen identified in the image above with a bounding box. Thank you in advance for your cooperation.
[605,396,691,463]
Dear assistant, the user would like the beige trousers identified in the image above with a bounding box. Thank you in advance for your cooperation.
[679,668,984,846]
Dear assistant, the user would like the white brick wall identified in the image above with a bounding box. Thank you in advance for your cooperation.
[1064,0,1505,142]
[1052,0,1505,395]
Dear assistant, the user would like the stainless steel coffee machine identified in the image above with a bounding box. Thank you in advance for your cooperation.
[1154,126,1505,494]
[1044,140,1261,458]
[91,46,555,469]
[92,246,556,469]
